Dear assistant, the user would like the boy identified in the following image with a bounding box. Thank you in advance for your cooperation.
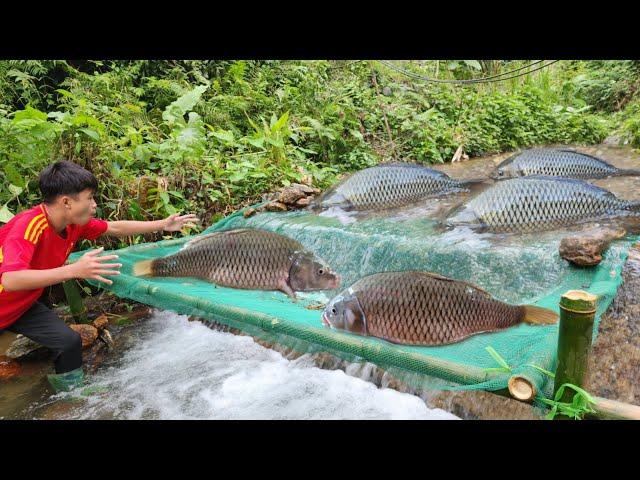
[0,161,198,392]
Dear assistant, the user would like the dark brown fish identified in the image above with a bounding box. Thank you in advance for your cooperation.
[322,271,557,346]
[133,228,340,299]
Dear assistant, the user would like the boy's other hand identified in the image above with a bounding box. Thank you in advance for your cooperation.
[71,247,122,285]
[162,213,200,232]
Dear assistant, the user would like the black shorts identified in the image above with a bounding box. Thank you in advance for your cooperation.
[1,299,82,374]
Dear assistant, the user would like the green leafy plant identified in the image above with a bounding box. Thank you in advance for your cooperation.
[483,346,513,374]
[484,348,597,420]
[540,383,597,420]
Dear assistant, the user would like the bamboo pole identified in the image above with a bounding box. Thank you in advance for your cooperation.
[62,280,89,324]
[554,290,596,404]
[589,396,640,420]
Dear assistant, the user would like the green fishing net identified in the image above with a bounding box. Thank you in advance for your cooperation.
[69,204,638,408]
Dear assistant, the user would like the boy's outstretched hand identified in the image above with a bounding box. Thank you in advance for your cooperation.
[162,213,200,232]
[70,247,122,285]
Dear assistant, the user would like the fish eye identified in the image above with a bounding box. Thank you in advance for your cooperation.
[318,268,324,275]
[331,307,337,315]
[498,170,504,176]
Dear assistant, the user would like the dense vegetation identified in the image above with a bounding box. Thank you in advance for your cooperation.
[1,60,639,248]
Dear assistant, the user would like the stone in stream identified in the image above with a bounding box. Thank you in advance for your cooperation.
[243,207,257,218]
[559,226,627,267]
[264,201,289,212]
[290,183,320,195]
[0,355,21,380]
[69,324,99,349]
[295,197,312,207]
[278,186,307,204]
[254,183,321,213]
[5,335,47,360]
[92,315,109,331]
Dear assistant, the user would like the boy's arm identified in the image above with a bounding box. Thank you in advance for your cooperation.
[1,248,121,292]
[103,213,199,238]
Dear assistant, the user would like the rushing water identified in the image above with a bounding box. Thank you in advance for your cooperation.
[17,311,458,420]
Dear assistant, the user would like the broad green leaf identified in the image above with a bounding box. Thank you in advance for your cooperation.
[8,184,23,196]
[212,130,235,144]
[272,111,290,133]
[246,137,265,148]
[13,105,47,122]
[266,137,285,148]
[228,172,246,183]
[0,204,14,223]
[464,60,482,70]
[55,89,75,98]
[3,163,25,188]
[159,192,170,206]
[162,85,208,124]
[47,111,67,122]
[79,128,100,141]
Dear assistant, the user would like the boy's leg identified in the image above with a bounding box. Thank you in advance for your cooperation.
[7,301,82,374]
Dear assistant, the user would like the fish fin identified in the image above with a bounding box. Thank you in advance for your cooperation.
[133,259,154,277]
[279,281,297,301]
[522,305,559,325]
[182,229,255,250]
[460,177,493,186]
[416,271,495,298]
[555,147,579,153]
[496,151,522,167]
[615,169,640,177]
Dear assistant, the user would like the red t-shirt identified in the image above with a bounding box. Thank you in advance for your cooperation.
[0,204,108,329]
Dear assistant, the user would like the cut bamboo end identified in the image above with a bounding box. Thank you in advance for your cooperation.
[560,290,597,314]
[508,375,536,402]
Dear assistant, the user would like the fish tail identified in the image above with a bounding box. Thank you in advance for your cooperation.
[522,305,559,325]
[629,201,640,213]
[616,168,640,177]
[133,259,155,277]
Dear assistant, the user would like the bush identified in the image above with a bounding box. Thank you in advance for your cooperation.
[0,60,620,246]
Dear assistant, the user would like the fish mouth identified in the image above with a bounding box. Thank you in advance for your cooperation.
[328,274,342,289]
[321,312,331,327]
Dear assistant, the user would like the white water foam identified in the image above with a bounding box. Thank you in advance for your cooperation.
[61,310,459,420]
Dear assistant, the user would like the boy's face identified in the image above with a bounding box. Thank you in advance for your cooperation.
[59,189,97,225]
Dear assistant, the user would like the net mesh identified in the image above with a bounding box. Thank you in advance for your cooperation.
[69,204,637,406]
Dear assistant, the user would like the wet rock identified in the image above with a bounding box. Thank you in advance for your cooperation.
[0,355,21,380]
[295,197,312,207]
[5,335,47,360]
[264,201,288,212]
[290,183,320,195]
[83,341,109,374]
[559,227,627,266]
[585,241,640,405]
[243,207,257,218]
[98,329,114,350]
[92,315,109,331]
[278,186,307,204]
[69,324,99,349]
[108,305,152,326]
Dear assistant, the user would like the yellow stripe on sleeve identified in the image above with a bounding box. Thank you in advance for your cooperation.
[23,214,44,241]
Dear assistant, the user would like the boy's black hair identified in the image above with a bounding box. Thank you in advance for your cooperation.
[39,161,98,204]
